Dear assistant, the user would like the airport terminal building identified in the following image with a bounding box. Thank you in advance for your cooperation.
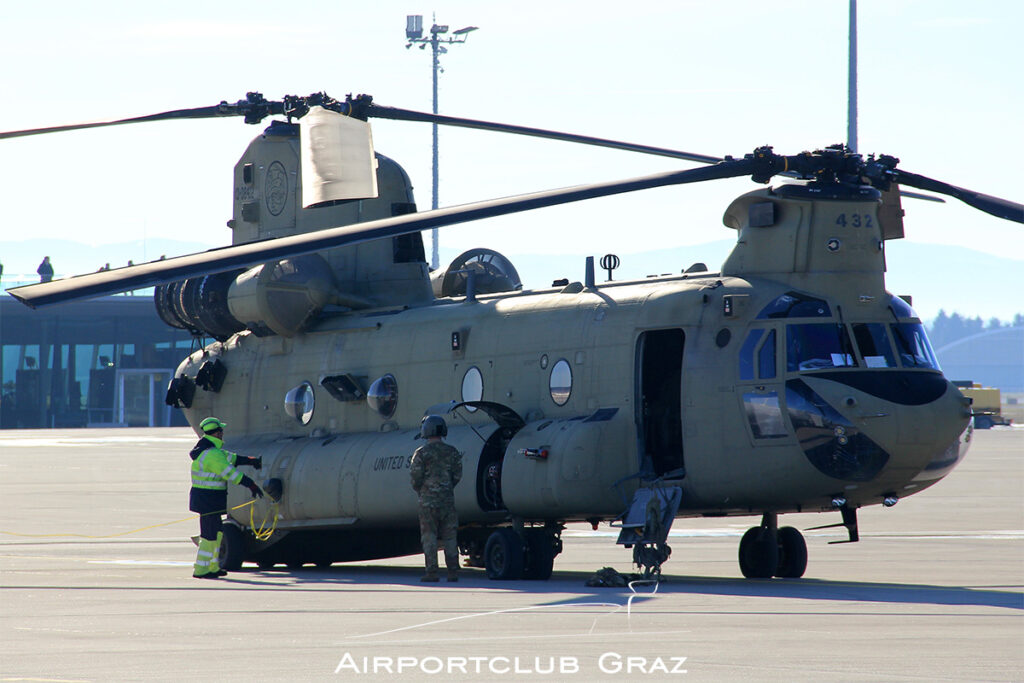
[0,291,191,429]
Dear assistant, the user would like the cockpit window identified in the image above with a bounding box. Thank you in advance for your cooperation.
[891,323,941,369]
[758,292,832,319]
[787,323,858,372]
[852,323,897,368]
[739,329,764,380]
[758,329,777,378]
[888,294,919,319]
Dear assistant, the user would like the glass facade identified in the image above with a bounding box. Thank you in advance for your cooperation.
[0,294,192,428]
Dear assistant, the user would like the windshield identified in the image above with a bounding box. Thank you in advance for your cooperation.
[787,323,857,372]
[891,323,941,369]
[852,323,897,368]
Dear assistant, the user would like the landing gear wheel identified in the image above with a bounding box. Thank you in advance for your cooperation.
[738,526,778,579]
[774,526,807,578]
[484,528,525,580]
[220,524,246,571]
[522,530,556,580]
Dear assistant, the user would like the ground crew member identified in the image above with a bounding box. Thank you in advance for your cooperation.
[36,256,53,282]
[189,417,263,579]
[410,415,462,582]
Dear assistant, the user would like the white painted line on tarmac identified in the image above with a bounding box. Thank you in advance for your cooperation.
[88,559,193,566]
[0,435,196,447]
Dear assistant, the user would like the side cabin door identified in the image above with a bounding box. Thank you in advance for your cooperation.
[635,328,685,477]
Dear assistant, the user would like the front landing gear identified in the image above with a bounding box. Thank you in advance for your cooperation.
[738,514,807,579]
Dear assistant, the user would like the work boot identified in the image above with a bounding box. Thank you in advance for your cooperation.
[194,572,221,580]
[420,574,440,583]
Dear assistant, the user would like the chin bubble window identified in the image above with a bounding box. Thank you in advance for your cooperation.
[367,374,398,419]
[461,366,483,411]
[549,359,572,406]
[284,381,315,424]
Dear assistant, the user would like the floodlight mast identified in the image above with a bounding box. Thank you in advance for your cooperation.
[847,0,858,152]
[405,14,479,270]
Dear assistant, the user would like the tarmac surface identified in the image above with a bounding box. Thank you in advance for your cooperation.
[1,426,1021,682]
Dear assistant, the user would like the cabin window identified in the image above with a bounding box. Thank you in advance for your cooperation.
[852,323,897,368]
[890,323,941,370]
[757,291,831,319]
[367,374,398,418]
[786,324,857,372]
[283,381,315,424]
[461,366,483,410]
[742,392,787,438]
[549,359,572,406]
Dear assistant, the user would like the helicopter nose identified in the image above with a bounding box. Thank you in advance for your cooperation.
[786,373,971,487]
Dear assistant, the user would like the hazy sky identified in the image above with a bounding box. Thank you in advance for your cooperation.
[0,1,1020,273]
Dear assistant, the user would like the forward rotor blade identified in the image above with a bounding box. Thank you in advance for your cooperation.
[8,159,754,309]
[0,98,281,140]
[895,170,1023,223]
[365,104,722,165]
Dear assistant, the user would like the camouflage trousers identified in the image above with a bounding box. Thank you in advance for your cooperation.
[418,503,458,575]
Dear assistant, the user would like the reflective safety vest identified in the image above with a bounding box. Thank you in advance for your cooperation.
[190,435,244,491]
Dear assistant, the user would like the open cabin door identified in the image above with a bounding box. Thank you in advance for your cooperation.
[636,329,685,478]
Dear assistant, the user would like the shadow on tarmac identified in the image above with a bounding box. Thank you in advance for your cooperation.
[163,563,1023,611]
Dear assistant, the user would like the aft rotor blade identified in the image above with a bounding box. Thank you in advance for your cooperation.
[8,160,754,309]
[365,104,722,165]
[895,170,1023,223]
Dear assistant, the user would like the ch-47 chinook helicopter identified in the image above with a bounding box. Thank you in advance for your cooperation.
[6,92,1023,580]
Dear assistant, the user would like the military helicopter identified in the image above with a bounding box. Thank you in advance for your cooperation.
[5,92,1022,580]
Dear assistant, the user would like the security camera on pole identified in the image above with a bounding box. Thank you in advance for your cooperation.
[405,14,479,271]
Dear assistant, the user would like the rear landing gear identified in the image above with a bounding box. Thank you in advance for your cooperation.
[738,514,807,579]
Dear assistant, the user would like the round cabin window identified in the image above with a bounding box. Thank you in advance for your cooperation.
[549,359,572,406]
[462,366,483,411]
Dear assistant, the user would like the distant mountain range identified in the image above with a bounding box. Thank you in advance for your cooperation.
[2,237,1020,323]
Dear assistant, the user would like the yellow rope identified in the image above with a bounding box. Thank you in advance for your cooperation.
[0,500,262,539]
[249,501,280,541]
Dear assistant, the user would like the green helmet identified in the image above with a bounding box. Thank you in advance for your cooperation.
[199,416,227,434]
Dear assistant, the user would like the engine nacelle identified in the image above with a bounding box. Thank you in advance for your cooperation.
[227,253,343,338]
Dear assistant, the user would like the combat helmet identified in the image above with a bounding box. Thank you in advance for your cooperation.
[418,415,447,439]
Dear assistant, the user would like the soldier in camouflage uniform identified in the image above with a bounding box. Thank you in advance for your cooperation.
[410,415,462,582]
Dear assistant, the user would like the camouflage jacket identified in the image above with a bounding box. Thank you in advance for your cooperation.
[410,441,462,507]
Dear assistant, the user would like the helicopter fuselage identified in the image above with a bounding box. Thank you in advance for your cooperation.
[178,264,970,558]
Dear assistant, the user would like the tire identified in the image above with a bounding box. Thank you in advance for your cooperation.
[522,530,556,580]
[775,526,808,578]
[484,528,525,580]
[974,415,994,429]
[220,524,246,571]
[738,526,778,579]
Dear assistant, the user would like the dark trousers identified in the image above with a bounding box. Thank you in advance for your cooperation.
[189,488,227,541]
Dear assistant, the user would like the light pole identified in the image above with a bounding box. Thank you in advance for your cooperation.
[405,14,478,270]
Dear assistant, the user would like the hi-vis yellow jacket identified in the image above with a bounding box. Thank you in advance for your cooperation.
[190,435,244,491]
